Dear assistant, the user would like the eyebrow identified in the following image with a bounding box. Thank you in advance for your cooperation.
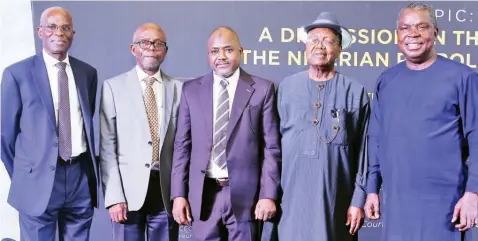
[211,45,233,49]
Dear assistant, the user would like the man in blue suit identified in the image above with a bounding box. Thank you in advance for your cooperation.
[1,6,99,241]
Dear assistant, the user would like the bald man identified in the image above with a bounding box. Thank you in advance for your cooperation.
[171,26,280,241]
[99,23,182,241]
[1,7,99,241]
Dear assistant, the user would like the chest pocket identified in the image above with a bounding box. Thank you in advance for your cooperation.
[319,107,353,146]
[299,107,356,158]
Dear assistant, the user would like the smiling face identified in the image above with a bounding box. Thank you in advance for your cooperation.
[37,7,74,60]
[130,23,168,75]
[397,8,438,64]
[207,27,243,78]
[305,28,341,68]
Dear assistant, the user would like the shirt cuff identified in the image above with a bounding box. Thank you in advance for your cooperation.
[351,188,366,208]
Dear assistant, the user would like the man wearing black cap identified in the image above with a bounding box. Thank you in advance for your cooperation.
[276,12,369,241]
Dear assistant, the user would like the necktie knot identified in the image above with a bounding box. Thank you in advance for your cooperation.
[56,62,67,69]
[144,77,157,87]
[220,79,229,87]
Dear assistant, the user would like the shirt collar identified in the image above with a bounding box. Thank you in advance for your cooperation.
[213,68,240,85]
[42,48,71,67]
[136,65,163,83]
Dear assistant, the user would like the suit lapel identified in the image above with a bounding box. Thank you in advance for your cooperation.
[226,70,255,141]
[124,68,150,137]
[32,54,56,132]
[196,73,214,143]
[70,58,91,123]
[160,73,174,150]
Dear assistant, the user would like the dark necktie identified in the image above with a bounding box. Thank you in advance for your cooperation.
[56,62,72,161]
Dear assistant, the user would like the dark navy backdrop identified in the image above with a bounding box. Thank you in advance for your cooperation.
[30,1,478,241]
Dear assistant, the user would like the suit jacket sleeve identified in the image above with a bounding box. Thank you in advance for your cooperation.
[1,68,21,178]
[99,81,126,207]
[259,82,281,200]
[171,85,191,199]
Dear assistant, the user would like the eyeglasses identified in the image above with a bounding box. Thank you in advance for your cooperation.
[40,24,74,33]
[306,38,339,48]
[134,40,167,51]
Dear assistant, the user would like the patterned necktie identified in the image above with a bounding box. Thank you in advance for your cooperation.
[212,79,229,169]
[56,62,72,161]
[143,77,160,162]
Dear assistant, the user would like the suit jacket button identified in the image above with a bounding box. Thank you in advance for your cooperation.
[148,141,152,146]
[50,166,56,171]
[145,163,150,168]
[201,170,205,174]
[53,143,58,147]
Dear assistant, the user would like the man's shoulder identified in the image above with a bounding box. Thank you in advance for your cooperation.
[380,61,405,78]
[337,72,366,92]
[279,70,307,88]
[4,55,37,74]
[103,68,135,86]
[69,55,96,73]
[437,55,476,76]
[182,74,207,89]
[241,70,275,89]
[162,72,187,87]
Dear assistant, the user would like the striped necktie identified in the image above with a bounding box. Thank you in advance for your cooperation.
[212,79,229,169]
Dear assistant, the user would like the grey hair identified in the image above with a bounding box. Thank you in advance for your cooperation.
[398,2,438,29]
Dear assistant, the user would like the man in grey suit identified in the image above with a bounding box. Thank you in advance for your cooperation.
[100,23,181,241]
[171,26,281,241]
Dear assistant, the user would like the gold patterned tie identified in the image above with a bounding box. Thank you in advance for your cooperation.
[143,77,159,162]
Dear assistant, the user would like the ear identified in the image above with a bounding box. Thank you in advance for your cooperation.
[239,46,244,56]
[434,28,439,38]
[37,26,43,39]
[130,44,136,57]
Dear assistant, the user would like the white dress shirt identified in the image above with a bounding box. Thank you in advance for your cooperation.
[136,66,164,171]
[206,68,240,178]
[43,49,86,157]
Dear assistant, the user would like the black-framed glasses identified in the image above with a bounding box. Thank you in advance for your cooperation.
[134,40,167,51]
[40,24,74,33]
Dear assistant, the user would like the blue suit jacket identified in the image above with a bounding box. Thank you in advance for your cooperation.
[1,52,99,216]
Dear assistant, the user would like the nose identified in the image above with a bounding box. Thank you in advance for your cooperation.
[408,27,421,37]
[218,49,227,60]
[53,29,65,37]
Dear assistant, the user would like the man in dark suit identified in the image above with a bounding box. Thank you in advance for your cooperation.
[171,26,281,241]
[1,7,99,241]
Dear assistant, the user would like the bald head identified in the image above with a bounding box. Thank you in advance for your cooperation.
[130,23,168,76]
[40,7,72,26]
[207,26,243,78]
[133,23,166,43]
[208,26,241,47]
[37,6,74,61]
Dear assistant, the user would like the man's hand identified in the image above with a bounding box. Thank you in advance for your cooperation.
[108,202,128,223]
[255,198,276,221]
[451,192,478,232]
[172,197,192,225]
[364,193,380,220]
[346,206,364,235]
